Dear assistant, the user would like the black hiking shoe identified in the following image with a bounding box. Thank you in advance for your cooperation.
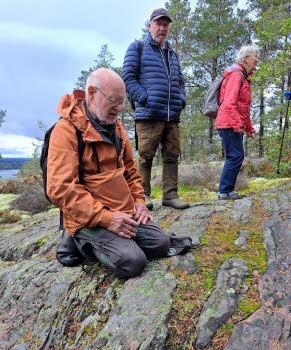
[218,192,246,200]
[227,192,246,200]
[56,230,86,267]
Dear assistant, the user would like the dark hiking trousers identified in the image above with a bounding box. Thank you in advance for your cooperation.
[73,221,170,278]
[136,120,180,199]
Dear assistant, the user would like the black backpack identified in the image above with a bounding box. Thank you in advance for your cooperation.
[202,70,245,119]
[127,40,144,111]
[40,121,86,201]
[40,121,86,229]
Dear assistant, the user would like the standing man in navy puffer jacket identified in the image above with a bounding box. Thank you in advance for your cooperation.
[122,8,189,211]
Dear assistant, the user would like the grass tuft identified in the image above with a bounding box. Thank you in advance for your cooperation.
[0,209,22,224]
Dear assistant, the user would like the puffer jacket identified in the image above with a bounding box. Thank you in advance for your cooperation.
[47,90,145,236]
[215,63,255,133]
[122,33,186,122]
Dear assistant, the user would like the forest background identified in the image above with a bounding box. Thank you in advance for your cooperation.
[1,0,290,173]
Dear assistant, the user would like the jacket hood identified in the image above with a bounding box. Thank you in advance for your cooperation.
[223,63,246,79]
[57,90,87,129]
[56,90,126,142]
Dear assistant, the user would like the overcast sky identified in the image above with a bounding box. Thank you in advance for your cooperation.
[0,0,200,157]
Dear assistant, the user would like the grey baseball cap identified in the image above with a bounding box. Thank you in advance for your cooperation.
[149,8,172,22]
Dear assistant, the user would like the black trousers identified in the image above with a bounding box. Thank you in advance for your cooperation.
[73,221,170,278]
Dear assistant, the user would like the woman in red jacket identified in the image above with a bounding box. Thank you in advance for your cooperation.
[216,45,259,200]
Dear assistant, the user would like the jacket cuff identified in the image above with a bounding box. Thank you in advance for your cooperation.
[138,93,147,105]
[135,197,146,206]
[99,209,113,228]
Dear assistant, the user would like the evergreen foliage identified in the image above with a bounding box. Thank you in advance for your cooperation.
[73,0,291,167]
[0,109,5,127]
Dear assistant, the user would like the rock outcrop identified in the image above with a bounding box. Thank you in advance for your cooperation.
[225,189,291,350]
[195,258,248,348]
[0,184,290,350]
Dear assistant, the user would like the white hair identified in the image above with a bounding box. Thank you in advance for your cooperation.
[237,46,259,64]
[85,72,101,96]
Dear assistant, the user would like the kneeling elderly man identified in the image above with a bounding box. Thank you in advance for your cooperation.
[47,68,170,278]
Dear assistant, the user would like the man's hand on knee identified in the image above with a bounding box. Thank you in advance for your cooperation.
[133,203,153,225]
[107,211,138,239]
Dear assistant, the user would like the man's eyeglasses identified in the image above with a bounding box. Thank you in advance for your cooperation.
[94,86,123,107]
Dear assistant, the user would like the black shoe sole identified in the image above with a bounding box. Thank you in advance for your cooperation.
[146,204,153,211]
[162,202,189,209]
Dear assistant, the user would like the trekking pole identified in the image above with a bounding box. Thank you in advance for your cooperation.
[276,91,291,174]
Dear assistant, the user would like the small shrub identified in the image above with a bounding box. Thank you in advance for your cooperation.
[0,210,22,224]
[269,161,291,178]
[18,157,41,177]
[0,179,25,194]
[242,158,275,177]
[152,161,250,192]
[235,172,249,191]
[152,161,222,191]
[10,183,50,214]
[21,173,43,185]
[175,162,222,191]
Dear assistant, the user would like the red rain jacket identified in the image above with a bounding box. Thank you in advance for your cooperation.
[215,63,255,133]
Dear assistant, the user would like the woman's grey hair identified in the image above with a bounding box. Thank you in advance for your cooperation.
[237,45,259,63]
[85,72,101,96]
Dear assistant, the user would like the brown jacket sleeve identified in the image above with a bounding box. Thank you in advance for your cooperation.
[122,133,145,206]
[47,119,112,229]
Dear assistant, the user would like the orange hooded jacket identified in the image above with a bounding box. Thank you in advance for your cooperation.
[47,90,145,236]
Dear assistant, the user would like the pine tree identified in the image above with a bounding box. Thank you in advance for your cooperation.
[251,0,291,158]
[75,44,116,90]
[0,110,6,127]
[182,0,250,157]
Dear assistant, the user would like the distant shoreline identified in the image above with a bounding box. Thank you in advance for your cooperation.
[0,158,31,171]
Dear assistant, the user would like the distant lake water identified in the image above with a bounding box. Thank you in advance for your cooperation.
[0,158,30,179]
[0,169,19,179]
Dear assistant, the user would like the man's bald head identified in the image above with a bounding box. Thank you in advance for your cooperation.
[85,68,125,95]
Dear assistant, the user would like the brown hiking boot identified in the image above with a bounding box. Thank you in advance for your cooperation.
[162,198,189,210]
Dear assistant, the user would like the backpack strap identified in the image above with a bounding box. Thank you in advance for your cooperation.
[59,127,85,230]
[132,40,144,149]
[239,70,245,87]
[76,128,86,184]
[136,40,144,69]
[91,143,100,174]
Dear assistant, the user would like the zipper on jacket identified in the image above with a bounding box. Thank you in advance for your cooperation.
[159,47,171,122]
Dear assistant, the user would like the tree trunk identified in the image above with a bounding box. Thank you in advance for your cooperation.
[208,119,214,156]
[209,56,218,156]
[279,78,285,132]
[286,67,291,130]
[258,45,267,158]
[258,91,265,158]
[245,137,248,157]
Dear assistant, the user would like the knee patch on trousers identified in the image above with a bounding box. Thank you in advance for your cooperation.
[139,158,153,169]
[114,248,148,278]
